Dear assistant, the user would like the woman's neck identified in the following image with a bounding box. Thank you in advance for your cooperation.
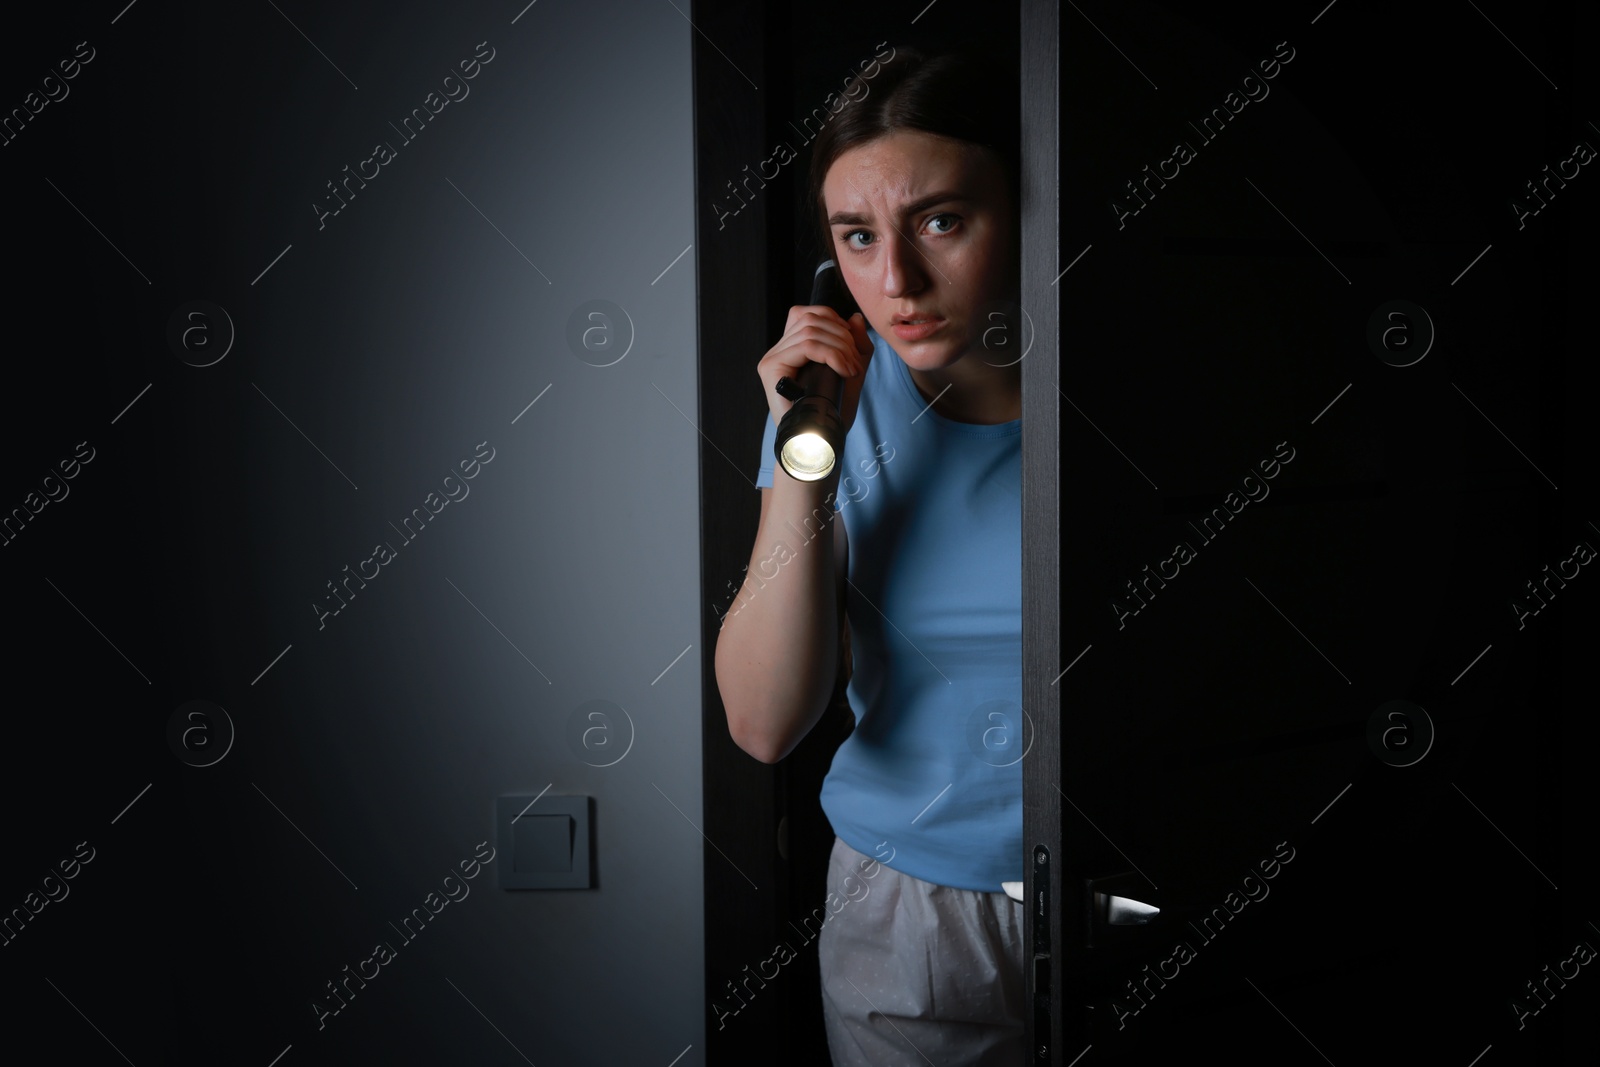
[906,357,1022,424]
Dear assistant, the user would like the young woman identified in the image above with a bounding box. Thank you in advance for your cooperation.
[713,44,1025,1065]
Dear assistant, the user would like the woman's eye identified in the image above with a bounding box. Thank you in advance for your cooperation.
[840,214,959,252]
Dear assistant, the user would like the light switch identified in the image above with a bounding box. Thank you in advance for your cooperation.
[514,815,573,873]
[497,794,592,889]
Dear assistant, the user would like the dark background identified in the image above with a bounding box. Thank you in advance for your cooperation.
[1050,1,1598,1063]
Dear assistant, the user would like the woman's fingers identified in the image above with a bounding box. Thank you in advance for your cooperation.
[760,305,872,430]
[772,312,864,377]
[790,308,862,363]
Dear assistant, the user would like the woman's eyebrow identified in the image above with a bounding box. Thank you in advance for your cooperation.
[827,192,973,227]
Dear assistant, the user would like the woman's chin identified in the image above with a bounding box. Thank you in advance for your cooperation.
[893,332,969,368]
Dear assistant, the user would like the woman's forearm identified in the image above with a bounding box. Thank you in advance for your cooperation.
[714,466,843,763]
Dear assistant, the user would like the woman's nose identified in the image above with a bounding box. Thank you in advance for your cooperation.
[880,231,925,297]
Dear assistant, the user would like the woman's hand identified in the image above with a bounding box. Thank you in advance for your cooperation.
[757,306,874,435]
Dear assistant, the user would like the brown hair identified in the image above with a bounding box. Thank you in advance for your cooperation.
[804,44,1021,264]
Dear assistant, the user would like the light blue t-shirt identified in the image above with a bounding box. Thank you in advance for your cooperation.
[754,328,1023,892]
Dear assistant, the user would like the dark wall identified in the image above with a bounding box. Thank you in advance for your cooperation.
[1,3,705,1064]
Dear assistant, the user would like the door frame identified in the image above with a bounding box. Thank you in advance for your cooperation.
[1021,0,1070,1061]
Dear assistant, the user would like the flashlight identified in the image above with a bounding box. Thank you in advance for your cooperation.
[773,259,856,482]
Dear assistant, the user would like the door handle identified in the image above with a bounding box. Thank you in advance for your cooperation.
[1085,870,1160,948]
[1096,891,1159,925]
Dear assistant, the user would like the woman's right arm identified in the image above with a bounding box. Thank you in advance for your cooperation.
[714,470,846,764]
[713,303,872,764]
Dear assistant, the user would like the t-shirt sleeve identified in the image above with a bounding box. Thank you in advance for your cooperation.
[754,409,777,489]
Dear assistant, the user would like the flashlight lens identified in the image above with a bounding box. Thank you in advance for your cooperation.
[780,432,835,480]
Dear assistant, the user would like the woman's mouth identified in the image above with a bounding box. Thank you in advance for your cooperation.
[891,317,945,341]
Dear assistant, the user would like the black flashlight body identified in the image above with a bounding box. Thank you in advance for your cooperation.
[772,260,859,480]
[775,259,857,409]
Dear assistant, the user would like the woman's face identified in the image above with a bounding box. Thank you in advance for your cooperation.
[822,129,1018,371]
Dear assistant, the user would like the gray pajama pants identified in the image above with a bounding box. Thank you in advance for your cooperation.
[817,835,1027,1066]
